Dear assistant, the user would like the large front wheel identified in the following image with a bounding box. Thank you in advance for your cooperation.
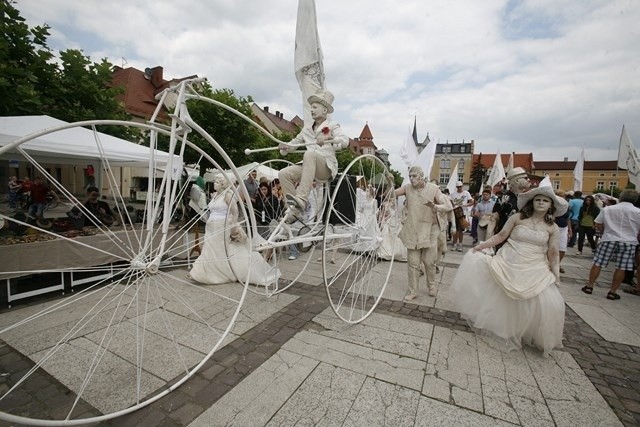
[0,119,250,425]
[322,155,398,323]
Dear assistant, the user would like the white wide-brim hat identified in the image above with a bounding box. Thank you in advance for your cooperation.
[517,177,568,216]
[507,167,527,180]
[308,89,334,114]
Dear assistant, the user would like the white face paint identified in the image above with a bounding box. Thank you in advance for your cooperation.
[408,173,423,187]
[533,195,552,213]
[214,178,226,192]
[310,102,327,120]
[512,176,531,192]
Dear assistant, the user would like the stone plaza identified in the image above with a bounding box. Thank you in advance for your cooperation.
[1,242,639,426]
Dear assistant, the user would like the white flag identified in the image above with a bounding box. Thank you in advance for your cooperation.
[486,151,506,189]
[506,152,514,173]
[573,147,584,191]
[414,138,437,182]
[295,0,325,126]
[617,125,640,188]
[446,160,460,195]
[400,125,419,169]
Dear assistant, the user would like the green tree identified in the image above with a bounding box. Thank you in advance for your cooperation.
[0,1,134,139]
[469,155,487,194]
[184,83,285,175]
[0,0,57,115]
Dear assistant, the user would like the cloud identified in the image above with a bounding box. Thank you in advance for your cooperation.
[18,0,640,172]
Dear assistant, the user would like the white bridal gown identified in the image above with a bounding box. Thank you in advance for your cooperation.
[190,193,280,287]
[450,223,565,356]
[377,202,407,262]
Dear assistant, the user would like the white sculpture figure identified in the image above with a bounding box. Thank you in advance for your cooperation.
[189,174,280,287]
[394,166,451,300]
[487,166,531,240]
[278,89,349,222]
[451,178,568,356]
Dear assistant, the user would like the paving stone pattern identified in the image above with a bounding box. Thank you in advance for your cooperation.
[0,278,639,425]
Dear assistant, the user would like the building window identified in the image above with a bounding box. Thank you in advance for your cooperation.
[458,159,465,170]
[442,146,451,153]
[460,146,465,153]
[596,181,605,190]
[609,182,617,191]
[440,159,450,169]
[439,173,449,184]
[599,173,605,177]
[553,180,560,190]
[458,174,463,183]
[612,173,617,177]
[555,173,560,176]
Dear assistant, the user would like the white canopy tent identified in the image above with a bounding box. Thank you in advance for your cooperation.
[0,115,179,198]
[0,115,172,165]
[203,161,281,183]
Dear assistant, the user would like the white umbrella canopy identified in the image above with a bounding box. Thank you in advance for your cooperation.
[202,161,281,183]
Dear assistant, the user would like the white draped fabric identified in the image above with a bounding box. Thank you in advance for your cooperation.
[451,223,565,356]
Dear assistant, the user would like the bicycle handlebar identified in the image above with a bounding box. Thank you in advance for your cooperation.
[244,141,343,155]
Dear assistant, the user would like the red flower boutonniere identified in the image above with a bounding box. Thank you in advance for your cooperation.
[321,126,330,135]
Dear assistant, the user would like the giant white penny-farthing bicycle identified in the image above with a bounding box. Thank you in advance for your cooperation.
[0,78,398,425]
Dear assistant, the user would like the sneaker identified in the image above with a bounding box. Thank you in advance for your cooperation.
[428,286,437,297]
[288,255,297,260]
[577,251,582,255]
[456,245,463,252]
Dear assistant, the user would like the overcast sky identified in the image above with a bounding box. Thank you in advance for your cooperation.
[17,0,640,172]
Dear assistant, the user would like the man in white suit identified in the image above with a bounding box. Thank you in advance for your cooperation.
[279,89,349,220]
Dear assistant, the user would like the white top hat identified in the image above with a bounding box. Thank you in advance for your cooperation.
[308,89,334,114]
[517,177,569,216]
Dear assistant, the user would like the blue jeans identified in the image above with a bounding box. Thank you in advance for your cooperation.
[29,202,46,218]
[289,244,299,258]
[8,191,18,208]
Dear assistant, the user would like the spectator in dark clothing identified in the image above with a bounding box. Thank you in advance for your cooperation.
[253,181,283,239]
[83,186,114,226]
[577,195,600,255]
[28,176,57,218]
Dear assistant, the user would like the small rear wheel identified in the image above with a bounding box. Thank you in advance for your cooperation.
[322,155,398,323]
[241,159,316,296]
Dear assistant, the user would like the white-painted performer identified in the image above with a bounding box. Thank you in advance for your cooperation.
[278,89,349,221]
[394,166,452,300]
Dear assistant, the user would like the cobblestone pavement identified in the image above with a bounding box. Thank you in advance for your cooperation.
[0,243,639,426]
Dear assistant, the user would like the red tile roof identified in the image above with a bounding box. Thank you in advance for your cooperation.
[472,153,534,171]
[111,66,197,121]
[359,123,373,140]
[257,107,302,134]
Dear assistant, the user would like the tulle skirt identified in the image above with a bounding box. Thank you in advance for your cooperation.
[451,251,565,356]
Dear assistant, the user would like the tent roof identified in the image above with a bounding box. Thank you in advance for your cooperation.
[0,115,171,165]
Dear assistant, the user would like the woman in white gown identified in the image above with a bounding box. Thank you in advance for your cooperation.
[451,178,568,356]
[377,199,407,262]
[189,175,280,287]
